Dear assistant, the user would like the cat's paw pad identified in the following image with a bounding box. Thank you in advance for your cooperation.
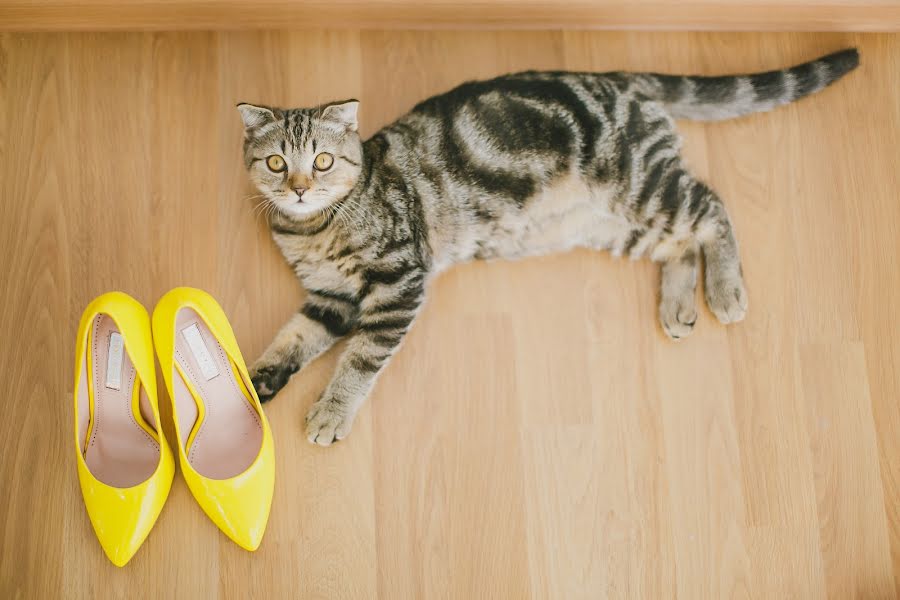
[706,278,748,324]
[250,362,291,403]
[305,399,353,446]
[659,298,698,340]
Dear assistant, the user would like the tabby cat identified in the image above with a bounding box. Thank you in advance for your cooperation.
[239,48,858,445]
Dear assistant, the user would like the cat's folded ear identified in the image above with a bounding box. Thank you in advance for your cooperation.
[321,100,360,133]
[237,103,276,130]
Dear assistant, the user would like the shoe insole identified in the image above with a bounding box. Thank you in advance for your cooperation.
[83,315,160,488]
[172,309,262,480]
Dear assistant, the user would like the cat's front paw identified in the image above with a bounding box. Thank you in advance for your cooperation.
[305,397,354,446]
[250,361,293,403]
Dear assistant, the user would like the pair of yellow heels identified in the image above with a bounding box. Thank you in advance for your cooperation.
[74,287,274,566]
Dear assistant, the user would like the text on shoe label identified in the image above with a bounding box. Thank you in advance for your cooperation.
[182,323,220,380]
[105,332,124,390]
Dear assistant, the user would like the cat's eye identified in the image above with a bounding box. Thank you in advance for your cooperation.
[314,152,334,171]
[265,155,286,172]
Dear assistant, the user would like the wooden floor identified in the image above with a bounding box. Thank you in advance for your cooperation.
[1,31,898,599]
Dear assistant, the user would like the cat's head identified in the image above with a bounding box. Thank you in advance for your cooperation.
[237,100,362,219]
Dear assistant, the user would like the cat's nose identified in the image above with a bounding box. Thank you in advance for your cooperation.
[293,187,307,200]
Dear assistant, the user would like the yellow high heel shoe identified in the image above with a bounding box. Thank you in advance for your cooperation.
[152,287,274,551]
[73,292,175,567]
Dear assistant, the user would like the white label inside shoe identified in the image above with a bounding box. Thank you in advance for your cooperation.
[105,332,124,390]
[182,323,220,380]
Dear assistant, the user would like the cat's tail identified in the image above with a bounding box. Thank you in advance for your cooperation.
[627,48,859,121]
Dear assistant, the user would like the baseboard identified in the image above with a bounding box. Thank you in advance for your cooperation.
[2,0,898,32]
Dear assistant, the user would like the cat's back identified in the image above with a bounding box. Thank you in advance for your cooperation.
[406,70,620,118]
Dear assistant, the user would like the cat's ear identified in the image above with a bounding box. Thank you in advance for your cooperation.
[321,100,359,132]
[237,103,276,130]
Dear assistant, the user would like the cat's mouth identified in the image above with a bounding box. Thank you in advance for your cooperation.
[270,193,330,219]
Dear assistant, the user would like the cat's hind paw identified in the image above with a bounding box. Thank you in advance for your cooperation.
[705,277,748,325]
[659,297,698,340]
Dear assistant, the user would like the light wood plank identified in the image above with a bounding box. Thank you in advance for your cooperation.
[217,30,379,600]
[800,343,894,599]
[0,32,69,600]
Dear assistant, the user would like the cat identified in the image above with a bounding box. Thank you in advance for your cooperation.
[238,48,858,446]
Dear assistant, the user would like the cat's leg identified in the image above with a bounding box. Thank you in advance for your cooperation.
[692,182,748,324]
[305,271,425,446]
[659,242,700,339]
[250,295,358,402]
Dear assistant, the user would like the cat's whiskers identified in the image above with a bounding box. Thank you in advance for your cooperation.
[250,197,268,212]
[253,195,284,225]
[250,199,269,220]
[267,198,283,222]
[251,198,277,223]
[326,203,342,231]
[334,197,369,237]
[335,194,368,225]
[245,193,271,212]
[343,199,371,231]
[325,195,360,237]
[328,204,349,238]
[330,200,358,237]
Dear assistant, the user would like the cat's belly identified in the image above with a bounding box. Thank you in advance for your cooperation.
[454,174,636,265]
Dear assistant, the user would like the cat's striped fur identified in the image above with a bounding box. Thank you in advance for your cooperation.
[239,48,858,445]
